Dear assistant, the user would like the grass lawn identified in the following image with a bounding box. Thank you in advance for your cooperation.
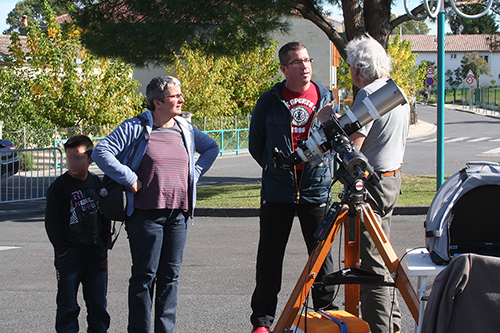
[196,174,443,208]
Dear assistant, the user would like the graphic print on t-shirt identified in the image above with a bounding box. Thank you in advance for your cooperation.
[69,188,100,245]
[290,105,310,128]
[282,84,319,170]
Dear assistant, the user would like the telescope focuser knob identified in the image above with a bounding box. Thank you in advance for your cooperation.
[296,138,307,150]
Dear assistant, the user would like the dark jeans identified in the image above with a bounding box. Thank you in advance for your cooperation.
[250,202,335,328]
[126,208,189,333]
[54,246,109,333]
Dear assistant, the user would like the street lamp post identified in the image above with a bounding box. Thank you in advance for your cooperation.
[404,0,494,189]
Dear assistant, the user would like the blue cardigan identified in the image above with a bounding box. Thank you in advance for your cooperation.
[92,110,219,217]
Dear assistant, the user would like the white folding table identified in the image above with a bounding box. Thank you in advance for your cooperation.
[405,248,447,333]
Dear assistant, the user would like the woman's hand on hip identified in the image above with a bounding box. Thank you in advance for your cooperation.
[131,180,143,193]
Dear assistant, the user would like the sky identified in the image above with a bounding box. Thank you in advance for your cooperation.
[0,0,18,33]
[0,0,449,36]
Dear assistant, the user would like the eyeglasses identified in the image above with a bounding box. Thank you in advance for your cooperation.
[286,58,313,68]
[163,93,184,101]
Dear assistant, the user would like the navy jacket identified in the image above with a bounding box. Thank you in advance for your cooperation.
[249,80,338,204]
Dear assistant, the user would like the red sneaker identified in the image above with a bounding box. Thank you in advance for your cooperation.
[251,327,271,333]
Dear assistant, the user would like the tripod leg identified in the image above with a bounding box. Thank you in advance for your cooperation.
[344,208,361,316]
[359,203,420,323]
[272,204,349,333]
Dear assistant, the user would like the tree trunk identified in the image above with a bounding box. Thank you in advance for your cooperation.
[363,0,392,47]
[341,0,365,42]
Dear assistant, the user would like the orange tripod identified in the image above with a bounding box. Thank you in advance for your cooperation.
[272,193,420,332]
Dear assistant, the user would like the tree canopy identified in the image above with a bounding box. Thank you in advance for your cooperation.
[0,3,143,146]
[3,0,74,34]
[167,38,280,117]
[458,52,490,89]
[8,0,497,67]
[73,0,292,66]
[69,0,433,66]
[448,4,499,34]
[390,13,429,35]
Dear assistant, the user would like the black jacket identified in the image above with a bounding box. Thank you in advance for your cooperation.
[45,172,111,255]
[249,80,338,204]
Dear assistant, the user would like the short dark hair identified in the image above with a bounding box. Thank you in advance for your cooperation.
[146,76,182,111]
[64,134,93,156]
[279,42,307,65]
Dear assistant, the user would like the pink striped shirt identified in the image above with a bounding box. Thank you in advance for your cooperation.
[134,122,189,210]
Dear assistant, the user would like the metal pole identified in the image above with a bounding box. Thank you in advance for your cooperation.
[436,5,445,189]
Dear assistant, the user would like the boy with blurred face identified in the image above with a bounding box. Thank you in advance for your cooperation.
[45,135,111,332]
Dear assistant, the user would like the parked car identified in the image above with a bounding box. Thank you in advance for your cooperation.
[0,139,20,178]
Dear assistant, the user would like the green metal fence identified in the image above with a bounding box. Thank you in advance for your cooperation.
[54,127,250,160]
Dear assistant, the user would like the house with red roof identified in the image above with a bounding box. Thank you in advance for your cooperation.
[395,34,500,88]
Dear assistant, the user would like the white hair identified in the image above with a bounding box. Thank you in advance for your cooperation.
[345,35,392,81]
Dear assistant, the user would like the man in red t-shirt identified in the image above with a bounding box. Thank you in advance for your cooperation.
[282,81,319,170]
[249,42,339,333]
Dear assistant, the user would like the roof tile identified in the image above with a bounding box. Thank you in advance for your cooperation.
[391,34,499,52]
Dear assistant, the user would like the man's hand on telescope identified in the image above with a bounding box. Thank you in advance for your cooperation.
[271,148,294,171]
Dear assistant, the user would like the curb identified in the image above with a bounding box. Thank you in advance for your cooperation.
[0,204,429,220]
[194,205,429,217]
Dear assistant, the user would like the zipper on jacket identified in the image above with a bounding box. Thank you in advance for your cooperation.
[292,119,301,203]
[295,107,324,202]
[278,86,328,203]
[287,94,325,203]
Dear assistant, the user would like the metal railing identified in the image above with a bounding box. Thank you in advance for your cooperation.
[54,128,251,158]
[204,129,249,156]
[1,148,63,203]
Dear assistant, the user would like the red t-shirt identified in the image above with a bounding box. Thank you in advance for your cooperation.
[282,83,319,169]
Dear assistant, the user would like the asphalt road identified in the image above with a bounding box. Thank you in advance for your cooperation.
[405,104,500,175]
[198,104,500,187]
[1,104,498,332]
[0,212,427,332]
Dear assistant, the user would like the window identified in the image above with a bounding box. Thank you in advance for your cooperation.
[450,54,457,59]
[479,55,489,63]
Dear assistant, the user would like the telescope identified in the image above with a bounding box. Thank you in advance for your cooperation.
[272,78,408,184]
[272,78,420,333]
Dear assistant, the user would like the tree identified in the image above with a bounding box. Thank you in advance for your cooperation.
[446,68,463,90]
[0,2,143,143]
[387,36,421,98]
[74,0,292,66]
[71,0,434,66]
[491,1,500,17]
[3,0,74,34]
[337,36,421,99]
[337,57,352,92]
[459,52,490,89]
[448,5,499,34]
[414,60,436,93]
[166,39,280,118]
[390,14,429,35]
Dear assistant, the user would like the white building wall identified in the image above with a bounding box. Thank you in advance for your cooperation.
[269,16,335,89]
[414,51,500,89]
[133,65,168,95]
[132,16,338,94]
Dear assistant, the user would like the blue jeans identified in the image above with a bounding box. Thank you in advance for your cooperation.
[126,209,189,333]
[54,246,109,333]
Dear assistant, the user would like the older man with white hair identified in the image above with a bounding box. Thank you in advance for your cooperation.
[346,35,410,333]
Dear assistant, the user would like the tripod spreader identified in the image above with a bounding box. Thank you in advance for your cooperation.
[316,267,395,287]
